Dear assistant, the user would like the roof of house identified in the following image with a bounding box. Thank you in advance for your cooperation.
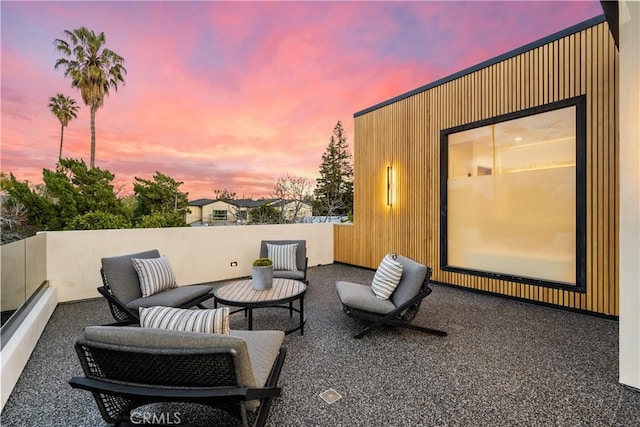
[187,198,216,207]
[226,198,277,208]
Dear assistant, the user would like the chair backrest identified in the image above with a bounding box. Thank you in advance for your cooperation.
[260,240,307,271]
[390,255,429,308]
[79,326,256,389]
[101,249,160,304]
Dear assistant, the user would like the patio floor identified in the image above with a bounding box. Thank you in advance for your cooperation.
[2,263,639,426]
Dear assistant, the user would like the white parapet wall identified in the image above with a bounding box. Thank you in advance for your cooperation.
[0,287,57,410]
[41,223,334,302]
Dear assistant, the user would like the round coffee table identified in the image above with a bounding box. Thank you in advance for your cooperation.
[213,278,306,335]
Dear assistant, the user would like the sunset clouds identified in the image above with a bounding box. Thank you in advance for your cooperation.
[1,1,603,199]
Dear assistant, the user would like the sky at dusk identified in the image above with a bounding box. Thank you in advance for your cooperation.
[1,1,604,200]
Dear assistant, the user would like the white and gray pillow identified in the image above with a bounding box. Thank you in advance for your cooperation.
[131,255,177,297]
[139,306,230,335]
[266,243,298,271]
[371,253,404,300]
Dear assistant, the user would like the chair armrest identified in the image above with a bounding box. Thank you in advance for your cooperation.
[97,286,140,322]
[69,377,282,401]
[391,282,433,314]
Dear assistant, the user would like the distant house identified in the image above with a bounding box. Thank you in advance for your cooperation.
[186,198,312,225]
[185,198,215,224]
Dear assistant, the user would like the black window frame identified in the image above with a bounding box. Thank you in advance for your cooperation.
[440,95,587,292]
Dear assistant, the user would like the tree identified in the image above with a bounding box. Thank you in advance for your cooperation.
[250,203,280,224]
[68,211,131,230]
[54,27,126,167]
[213,188,237,201]
[272,175,312,223]
[48,93,79,161]
[133,172,189,227]
[314,120,354,218]
[43,158,126,228]
[0,202,30,244]
[3,173,59,231]
[4,159,128,231]
[1,174,35,243]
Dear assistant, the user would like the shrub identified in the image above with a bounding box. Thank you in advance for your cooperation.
[252,258,273,267]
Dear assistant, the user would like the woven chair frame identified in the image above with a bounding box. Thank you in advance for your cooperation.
[72,339,285,426]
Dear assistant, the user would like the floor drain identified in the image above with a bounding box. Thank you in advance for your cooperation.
[319,388,342,404]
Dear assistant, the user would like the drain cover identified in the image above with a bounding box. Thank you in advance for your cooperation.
[319,388,342,404]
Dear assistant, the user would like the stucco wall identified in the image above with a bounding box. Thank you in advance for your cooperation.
[37,223,333,302]
[618,0,640,391]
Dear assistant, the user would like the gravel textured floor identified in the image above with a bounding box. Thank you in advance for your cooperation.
[2,263,639,426]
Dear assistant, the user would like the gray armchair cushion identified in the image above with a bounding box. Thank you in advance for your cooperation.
[391,256,428,308]
[126,285,213,310]
[272,270,306,281]
[101,249,160,303]
[231,330,285,389]
[336,281,396,315]
[260,240,307,273]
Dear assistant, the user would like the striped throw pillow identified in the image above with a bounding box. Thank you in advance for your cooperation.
[371,253,404,300]
[131,255,177,297]
[266,243,298,271]
[139,306,230,335]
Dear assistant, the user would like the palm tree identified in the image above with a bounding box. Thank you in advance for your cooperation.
[54,27,126,168]
[48,93,79,161]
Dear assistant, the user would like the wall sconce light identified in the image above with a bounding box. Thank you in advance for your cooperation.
[386,166,393,206]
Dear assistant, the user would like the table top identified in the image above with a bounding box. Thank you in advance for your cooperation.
[214,278,306,306]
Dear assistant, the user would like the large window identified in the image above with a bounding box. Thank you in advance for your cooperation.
[441,97,586,289]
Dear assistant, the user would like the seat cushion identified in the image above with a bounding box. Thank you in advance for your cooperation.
[336,281,396,315]
[126,284,212,310]
[139,306,229,335]
[273,270,305,280]
[132,255,177,297]
[101,249,160,303]
[230,330,285,388]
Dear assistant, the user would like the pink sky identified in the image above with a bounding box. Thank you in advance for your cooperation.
[1,1,603,200]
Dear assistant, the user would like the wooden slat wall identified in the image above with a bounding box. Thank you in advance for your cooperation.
[334,21,619,316]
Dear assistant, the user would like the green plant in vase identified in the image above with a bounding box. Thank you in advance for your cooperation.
[252,258,273,290]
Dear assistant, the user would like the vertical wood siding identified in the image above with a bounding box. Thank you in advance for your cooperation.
[334,21,618,316]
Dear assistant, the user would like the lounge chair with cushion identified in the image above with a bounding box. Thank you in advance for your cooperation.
[336,254,447,339]
[99,249,214,324]
[69,326,286,427]
[259,240,308,284]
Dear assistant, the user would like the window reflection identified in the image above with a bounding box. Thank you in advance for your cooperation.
[446,106,576,284]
